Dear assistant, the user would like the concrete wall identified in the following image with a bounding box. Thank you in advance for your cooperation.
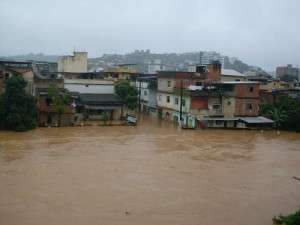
[112,108,122,120]
[235,98,259,116]
[222,97,236,118]
[234,83,259,98]
[22,71,34,95]
[207,64,221,81]
[220,75,247,82]
[158,78,175,92]
[39,113,74,127]
[0,68,34,95]
[58,52,88,73]
[64,79,114,94]
[157,93,190,113]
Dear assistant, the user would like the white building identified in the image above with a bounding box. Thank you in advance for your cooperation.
[58,52,88,73]
[64,79,114,94]
[199,51,225,66]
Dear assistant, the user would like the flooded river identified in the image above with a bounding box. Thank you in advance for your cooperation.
[0,117,300,225]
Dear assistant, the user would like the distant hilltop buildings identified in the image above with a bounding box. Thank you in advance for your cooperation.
[276,64,299,80]
[1,50,266,76]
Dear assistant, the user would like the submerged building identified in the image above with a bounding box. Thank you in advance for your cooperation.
[156,61,273,129]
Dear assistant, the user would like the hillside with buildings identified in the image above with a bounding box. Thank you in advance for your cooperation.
[1,50,268,75]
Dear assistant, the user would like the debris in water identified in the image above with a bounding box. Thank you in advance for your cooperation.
[293,176,300,181]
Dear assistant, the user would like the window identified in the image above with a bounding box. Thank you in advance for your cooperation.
[85,84,89,87]
[213,104,221,110]
[144,90,147,96]
[246,103,253,110]
[167,80,171,87]
[215,120,224,125]
[175,97,179,105]
[167,96,170,103]
[195,82,202,86]
[227,101,231,106]
[182,99,186,107]
[46,98,53,106]
[249,86,254,92]
[158,95,162,101]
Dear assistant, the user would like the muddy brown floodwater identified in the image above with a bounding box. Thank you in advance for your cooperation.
[0,116,300,225]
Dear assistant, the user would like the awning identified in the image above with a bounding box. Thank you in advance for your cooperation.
[238,116,274,124]
[199,117,238,121]
[84,105,121,110]
[198,116,274,124]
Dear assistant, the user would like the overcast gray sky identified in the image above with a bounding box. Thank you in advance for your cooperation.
[1,0,299,70]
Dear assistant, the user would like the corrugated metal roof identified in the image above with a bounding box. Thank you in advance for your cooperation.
[84,105,121,110]
[221,69,245,77]
[221,81,258,84]
[201,118,238,121]
[80,94,123,104]
[64,79,113,85]
[200,116,274,124]
[238,117,274,124]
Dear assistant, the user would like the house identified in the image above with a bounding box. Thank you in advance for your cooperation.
[64,79,114,94]
[63,78,124,123]
[156,61,273,129]
[33,76,64,96]
[157,71,205,127]
[136,75,158,116]
[58,52,88,73]
[33,61,58,78]
[103,64,140,81]
[36,88,75,127]
[187,64,247,82]
[33,76,74,127]
[0,60,34,95]
[196,81,262,128]
[220,69,247,82]
[77,94,124,121]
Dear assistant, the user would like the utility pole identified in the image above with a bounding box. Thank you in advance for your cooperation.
[138,79,142,113]
[179,79,183,121]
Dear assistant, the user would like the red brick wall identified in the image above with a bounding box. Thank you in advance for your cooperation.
[234,83,259,98]
[175,79,193,89]
[191,97,208,109]
[37,98,75,114]
[207,64,221,81]
[235,98,259,116]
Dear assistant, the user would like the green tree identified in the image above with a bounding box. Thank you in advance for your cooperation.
[48,84,71,127]
[266,107,288,128]
[261,96,300,132]
[273,209,300,225]
[115,80,138,110]
[0,75,37,131]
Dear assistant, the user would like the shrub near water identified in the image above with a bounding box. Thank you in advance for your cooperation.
[261,96,300,132]
[0,75,37,131]
[273,210,300,225]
